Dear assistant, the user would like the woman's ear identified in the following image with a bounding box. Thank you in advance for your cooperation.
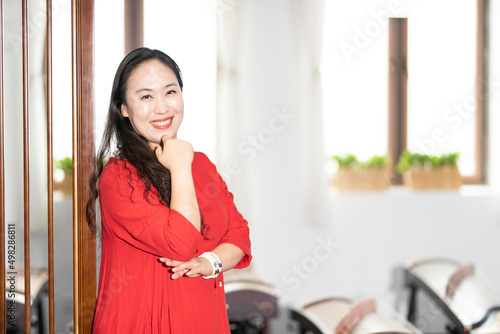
[121,103,129,117]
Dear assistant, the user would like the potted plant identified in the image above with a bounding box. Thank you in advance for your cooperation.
[331,154,390,191]
[395,151,462,190]
[54,157,73,196]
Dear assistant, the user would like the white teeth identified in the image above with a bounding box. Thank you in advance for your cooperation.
[151,118,172,126]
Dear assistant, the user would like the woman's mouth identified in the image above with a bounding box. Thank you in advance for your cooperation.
[150,117,173,129]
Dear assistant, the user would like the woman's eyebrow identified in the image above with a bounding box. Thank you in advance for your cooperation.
[135,87,152,94]
[135,83,178,94]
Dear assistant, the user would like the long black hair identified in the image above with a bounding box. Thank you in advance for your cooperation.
[86,47,184,235]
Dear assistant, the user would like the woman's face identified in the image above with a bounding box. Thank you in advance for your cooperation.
[121,60,184,148]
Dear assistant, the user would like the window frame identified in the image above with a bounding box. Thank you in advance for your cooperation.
[388,0,489,185]
[388,0,488,185]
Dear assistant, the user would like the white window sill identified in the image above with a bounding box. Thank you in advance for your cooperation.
[328,185,500,198]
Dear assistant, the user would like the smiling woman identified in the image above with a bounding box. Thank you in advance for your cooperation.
[86,47,251,333]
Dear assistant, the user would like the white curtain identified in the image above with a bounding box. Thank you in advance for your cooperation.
[215,2,251,209]
[291,0,328,226]
[215,0,327,227]
[216,6,244,162]
[214,0,330,298]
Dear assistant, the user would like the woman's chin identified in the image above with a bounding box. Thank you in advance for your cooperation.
[148,141,159,150]
[147,131,179,149]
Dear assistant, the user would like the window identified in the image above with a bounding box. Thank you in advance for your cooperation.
[322,0,389,163]
[405,0,481,181]
[322,0,487,184]
[94,0,217,159]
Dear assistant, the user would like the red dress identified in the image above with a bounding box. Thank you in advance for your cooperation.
[92,152,252,333]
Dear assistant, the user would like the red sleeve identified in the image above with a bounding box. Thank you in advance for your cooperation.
[197,153,252,269]
[99,159,203,261]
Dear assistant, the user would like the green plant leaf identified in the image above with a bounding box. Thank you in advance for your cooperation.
[364,155,387,169]
[395,151,459,174]
[331,154,387,169]
[54,157,73,173]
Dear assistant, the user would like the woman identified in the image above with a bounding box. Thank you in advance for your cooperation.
[86,47,252,333]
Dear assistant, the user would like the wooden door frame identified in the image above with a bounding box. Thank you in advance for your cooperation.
[72,0,96,332]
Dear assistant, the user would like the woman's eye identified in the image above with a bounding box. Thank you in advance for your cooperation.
[166,90,176,95]
[141,95,152,100]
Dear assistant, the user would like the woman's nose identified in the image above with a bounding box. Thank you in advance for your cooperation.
[154,98,169,114]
